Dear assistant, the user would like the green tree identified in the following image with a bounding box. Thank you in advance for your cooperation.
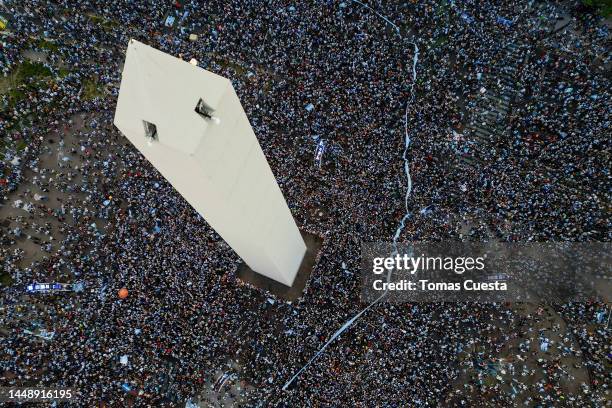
[582,0,612,17]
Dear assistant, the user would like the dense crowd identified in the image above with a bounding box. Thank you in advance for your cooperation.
[0,0,609,406]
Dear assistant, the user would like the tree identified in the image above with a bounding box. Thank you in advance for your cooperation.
[582,0,612,17]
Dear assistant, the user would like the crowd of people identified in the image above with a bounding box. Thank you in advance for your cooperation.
[0,0,609,406]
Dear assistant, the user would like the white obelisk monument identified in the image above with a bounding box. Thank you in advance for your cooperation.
[114,40,306,286]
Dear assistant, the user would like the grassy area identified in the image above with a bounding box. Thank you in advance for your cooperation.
[436,0,451,16]
[0,70,17,95]
[16,140,27,151]
[0,272,14,287]
[1,66,54,171]
[81,78,105,100]
[86,13,119,30]
[216,57,247,76]
[432,35,449,49]
[38,38,59,53]
[582,0,612,17]
[58,67,71,78]
[0,61,53,110]
[18,60,52,81]
[6,89,25,108]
